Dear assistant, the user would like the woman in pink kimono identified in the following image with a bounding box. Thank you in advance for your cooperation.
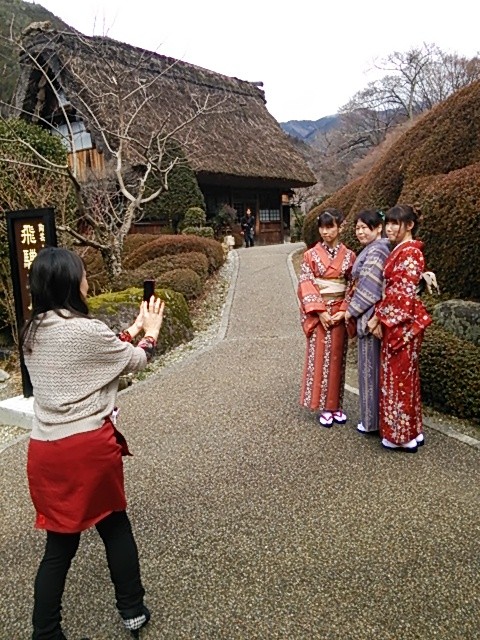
[367,204,432,452]
[298,209,356,427]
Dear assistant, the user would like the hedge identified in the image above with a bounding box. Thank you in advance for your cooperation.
[182,226,215,238]
[400,164,480,300]
[124,235,225,273]
[420,323,480,422]
[139,141,205,231]
[142,252,209,281]
[157,268,203,300]
[111,252,210,292]
[302,81,480,300]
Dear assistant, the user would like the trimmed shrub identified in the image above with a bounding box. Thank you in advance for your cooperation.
[400,164,480,300]
[157,268,203,300]
[182,226,215,238]
[123,233,159,255]
[111,252,210,292]
[143,252,209,281]
[302,82,480,298]
[420,323,480,422]
[88,287,193,354]
[124,235,224,273]
[183,206,206,227]
[432,300,480,346]
[108,271,142,292]
[140,142,205,232]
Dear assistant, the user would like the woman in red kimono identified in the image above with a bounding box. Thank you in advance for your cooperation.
[298,209,356,426]
[367,204,432,452]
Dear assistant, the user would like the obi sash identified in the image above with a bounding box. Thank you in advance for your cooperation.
[314,277,346,300]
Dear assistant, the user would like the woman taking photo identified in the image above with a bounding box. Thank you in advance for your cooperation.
[367,204,432,453]
[298,209,356,427]
[23,247,164,640]
[345,209,390,434]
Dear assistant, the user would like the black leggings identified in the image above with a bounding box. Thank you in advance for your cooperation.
[32,510,145,640]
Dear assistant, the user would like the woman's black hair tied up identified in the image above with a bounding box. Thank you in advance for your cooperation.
[378,210,385,220]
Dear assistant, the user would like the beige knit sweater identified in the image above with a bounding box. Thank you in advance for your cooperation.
[24,311,147,441]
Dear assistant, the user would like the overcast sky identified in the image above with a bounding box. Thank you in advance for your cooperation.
[26,0,480,123]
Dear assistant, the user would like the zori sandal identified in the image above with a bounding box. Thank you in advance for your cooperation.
[381,438,418,453]
[333,410,347,424]
[318,411,334,427]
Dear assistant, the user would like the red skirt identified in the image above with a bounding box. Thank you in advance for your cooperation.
[27,419,130,533]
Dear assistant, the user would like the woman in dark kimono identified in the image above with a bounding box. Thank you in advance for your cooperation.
[345,210,390,434]
[367,205,432,452]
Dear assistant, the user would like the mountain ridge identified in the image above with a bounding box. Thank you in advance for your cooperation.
[280,114,341,142]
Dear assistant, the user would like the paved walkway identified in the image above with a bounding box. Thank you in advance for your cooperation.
[1,243,479,640]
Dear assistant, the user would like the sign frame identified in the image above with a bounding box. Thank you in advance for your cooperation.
[6,208,57,397]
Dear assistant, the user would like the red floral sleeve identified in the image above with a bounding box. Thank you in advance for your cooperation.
[377,245,431,350]
[118,330,157,362]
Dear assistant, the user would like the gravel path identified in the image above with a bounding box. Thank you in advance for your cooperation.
[1,243,479,640]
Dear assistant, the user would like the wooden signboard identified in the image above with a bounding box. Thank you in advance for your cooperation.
[6,208,57,397]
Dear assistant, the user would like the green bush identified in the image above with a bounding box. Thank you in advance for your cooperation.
[88,287,193,354]
[0,119,76,334]
[432,300,480,346]
[420,323,480,422]
[140,142,205,232]
[183,206,206,227]
[212,204,237,236]
[182,226,215,238]
[157,268,203,300]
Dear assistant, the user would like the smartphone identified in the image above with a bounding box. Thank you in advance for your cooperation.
[143,279,155,302]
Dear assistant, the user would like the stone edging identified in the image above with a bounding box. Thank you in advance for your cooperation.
[286,246,480,451]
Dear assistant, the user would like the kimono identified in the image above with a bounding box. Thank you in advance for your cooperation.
[298,242,356,411]
[375,240,432,444]
[347,238,391,432]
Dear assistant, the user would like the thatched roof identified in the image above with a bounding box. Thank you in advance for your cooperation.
[15,24,316,188]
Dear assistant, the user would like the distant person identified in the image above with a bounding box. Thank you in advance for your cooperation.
[367,204,432,452]
[345,209,390,434]
[22,247,164,640]
[298,209,356,427]
[240,208,255,247]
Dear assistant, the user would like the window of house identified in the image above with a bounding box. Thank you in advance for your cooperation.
[259,209,281,222]
[52,120,92,152]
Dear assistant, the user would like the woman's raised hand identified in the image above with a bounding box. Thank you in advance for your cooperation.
[142,296,165,341]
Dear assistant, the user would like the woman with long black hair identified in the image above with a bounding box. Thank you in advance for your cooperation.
[22,247,164,640]
[367,204,432,452]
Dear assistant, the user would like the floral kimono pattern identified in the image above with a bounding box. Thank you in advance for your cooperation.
[298,242,356,411]
[376,240,432,444]
[347,238,390,431]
